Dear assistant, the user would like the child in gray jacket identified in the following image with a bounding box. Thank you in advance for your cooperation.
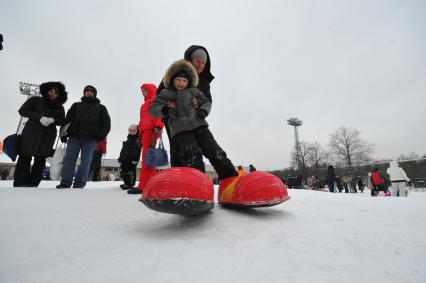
[149,59,237,180]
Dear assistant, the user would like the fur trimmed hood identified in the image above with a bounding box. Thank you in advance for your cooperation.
[39,81,68,105]
[163,59,199,89]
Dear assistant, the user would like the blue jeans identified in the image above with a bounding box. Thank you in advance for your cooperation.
[60,137,97,188]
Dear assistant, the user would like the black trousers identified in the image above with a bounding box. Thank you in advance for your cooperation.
[89,150,102,181]
[120,162,137,187]
[173,126,238,180]
[328,182,335,192]
[163,118,181,167]
[14,155,46,187]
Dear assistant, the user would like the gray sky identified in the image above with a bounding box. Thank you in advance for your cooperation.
[1,0,425,170]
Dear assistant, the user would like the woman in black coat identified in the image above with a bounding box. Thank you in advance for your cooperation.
[14,82,67,187]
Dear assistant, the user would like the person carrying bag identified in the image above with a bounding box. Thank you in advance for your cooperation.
[145,135,168,168]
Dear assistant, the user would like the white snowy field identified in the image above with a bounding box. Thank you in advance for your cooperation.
[0,181,425,283]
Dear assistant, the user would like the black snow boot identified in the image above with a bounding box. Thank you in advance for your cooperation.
[127,188,141,194]
[56,184,70,189]
[120,184,130,190]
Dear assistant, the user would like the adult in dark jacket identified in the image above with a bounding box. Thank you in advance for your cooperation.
[249,164,257,172]
[335,176,344,193]
[57,85,111,189]
[357,177,364,193]
[14,82,67,187]
[325,165,336,193]
[118,124,142,190]
[157,45,214,167]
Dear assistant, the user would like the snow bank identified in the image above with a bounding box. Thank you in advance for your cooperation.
[0,181,425,283]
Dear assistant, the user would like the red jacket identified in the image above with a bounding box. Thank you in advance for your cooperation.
[95,139,107,154]
[371,171,384,185]
[138,83,164,132]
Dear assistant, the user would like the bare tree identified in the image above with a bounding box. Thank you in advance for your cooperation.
[290,141,310,173]
[328,127,374,166]
[306,142,328,169]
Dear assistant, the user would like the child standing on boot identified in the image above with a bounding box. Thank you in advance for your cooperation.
[149,59,238,183]
[118,124,141,190]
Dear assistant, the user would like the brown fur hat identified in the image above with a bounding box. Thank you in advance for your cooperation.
[163,59,199,89]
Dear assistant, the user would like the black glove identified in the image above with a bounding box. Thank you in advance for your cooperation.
[60,136,68,143]
[161,106,169,116]
[196,109,208,121]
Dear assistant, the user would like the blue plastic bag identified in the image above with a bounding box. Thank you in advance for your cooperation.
[145,136,168,168]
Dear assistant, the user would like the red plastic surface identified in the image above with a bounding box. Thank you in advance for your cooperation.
[220,171,289,205]
[141,167,214,201]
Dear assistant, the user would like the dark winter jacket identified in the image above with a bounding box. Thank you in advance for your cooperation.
[325,165,336,185]
[118,135,141,163]
[65,96,111,140]
[357,178,364,189]
[249,165,257,172]
[18,82,67,157]
[149,60,211,138]
[335,177,344,190]
[157,45,214,103]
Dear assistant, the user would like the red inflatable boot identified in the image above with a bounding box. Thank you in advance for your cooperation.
[140,167,214,216]
[218,171,290,208]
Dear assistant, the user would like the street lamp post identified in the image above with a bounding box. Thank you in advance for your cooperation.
[287,118,303,170]
[16,82,40,134]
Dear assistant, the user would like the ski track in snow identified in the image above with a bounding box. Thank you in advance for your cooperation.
[0,181,425,283]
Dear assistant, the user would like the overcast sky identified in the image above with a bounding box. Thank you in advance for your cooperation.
[1,0,425,170]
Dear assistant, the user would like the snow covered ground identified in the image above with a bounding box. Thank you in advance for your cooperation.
[0,181,425,283]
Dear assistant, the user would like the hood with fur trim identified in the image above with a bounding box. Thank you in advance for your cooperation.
[184,45,214,83]
[39,81,68,105]
[141,83,157,101]
[163,59,199,89]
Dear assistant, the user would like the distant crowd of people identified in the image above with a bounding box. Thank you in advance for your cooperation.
[283,162,411,197]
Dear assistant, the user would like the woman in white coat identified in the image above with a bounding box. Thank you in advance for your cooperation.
[386,161,410,197]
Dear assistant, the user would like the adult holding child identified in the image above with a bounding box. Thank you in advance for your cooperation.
[157,45,214,167]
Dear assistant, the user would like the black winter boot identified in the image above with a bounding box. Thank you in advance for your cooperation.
[56,184,70,189]
[127,188,141,194]
[120,184,130,190]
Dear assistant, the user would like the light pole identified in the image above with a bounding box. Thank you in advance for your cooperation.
[17,82,40,134]
[287,118,303,170]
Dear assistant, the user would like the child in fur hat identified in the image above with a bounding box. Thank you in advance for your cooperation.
[149,59,238,181]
